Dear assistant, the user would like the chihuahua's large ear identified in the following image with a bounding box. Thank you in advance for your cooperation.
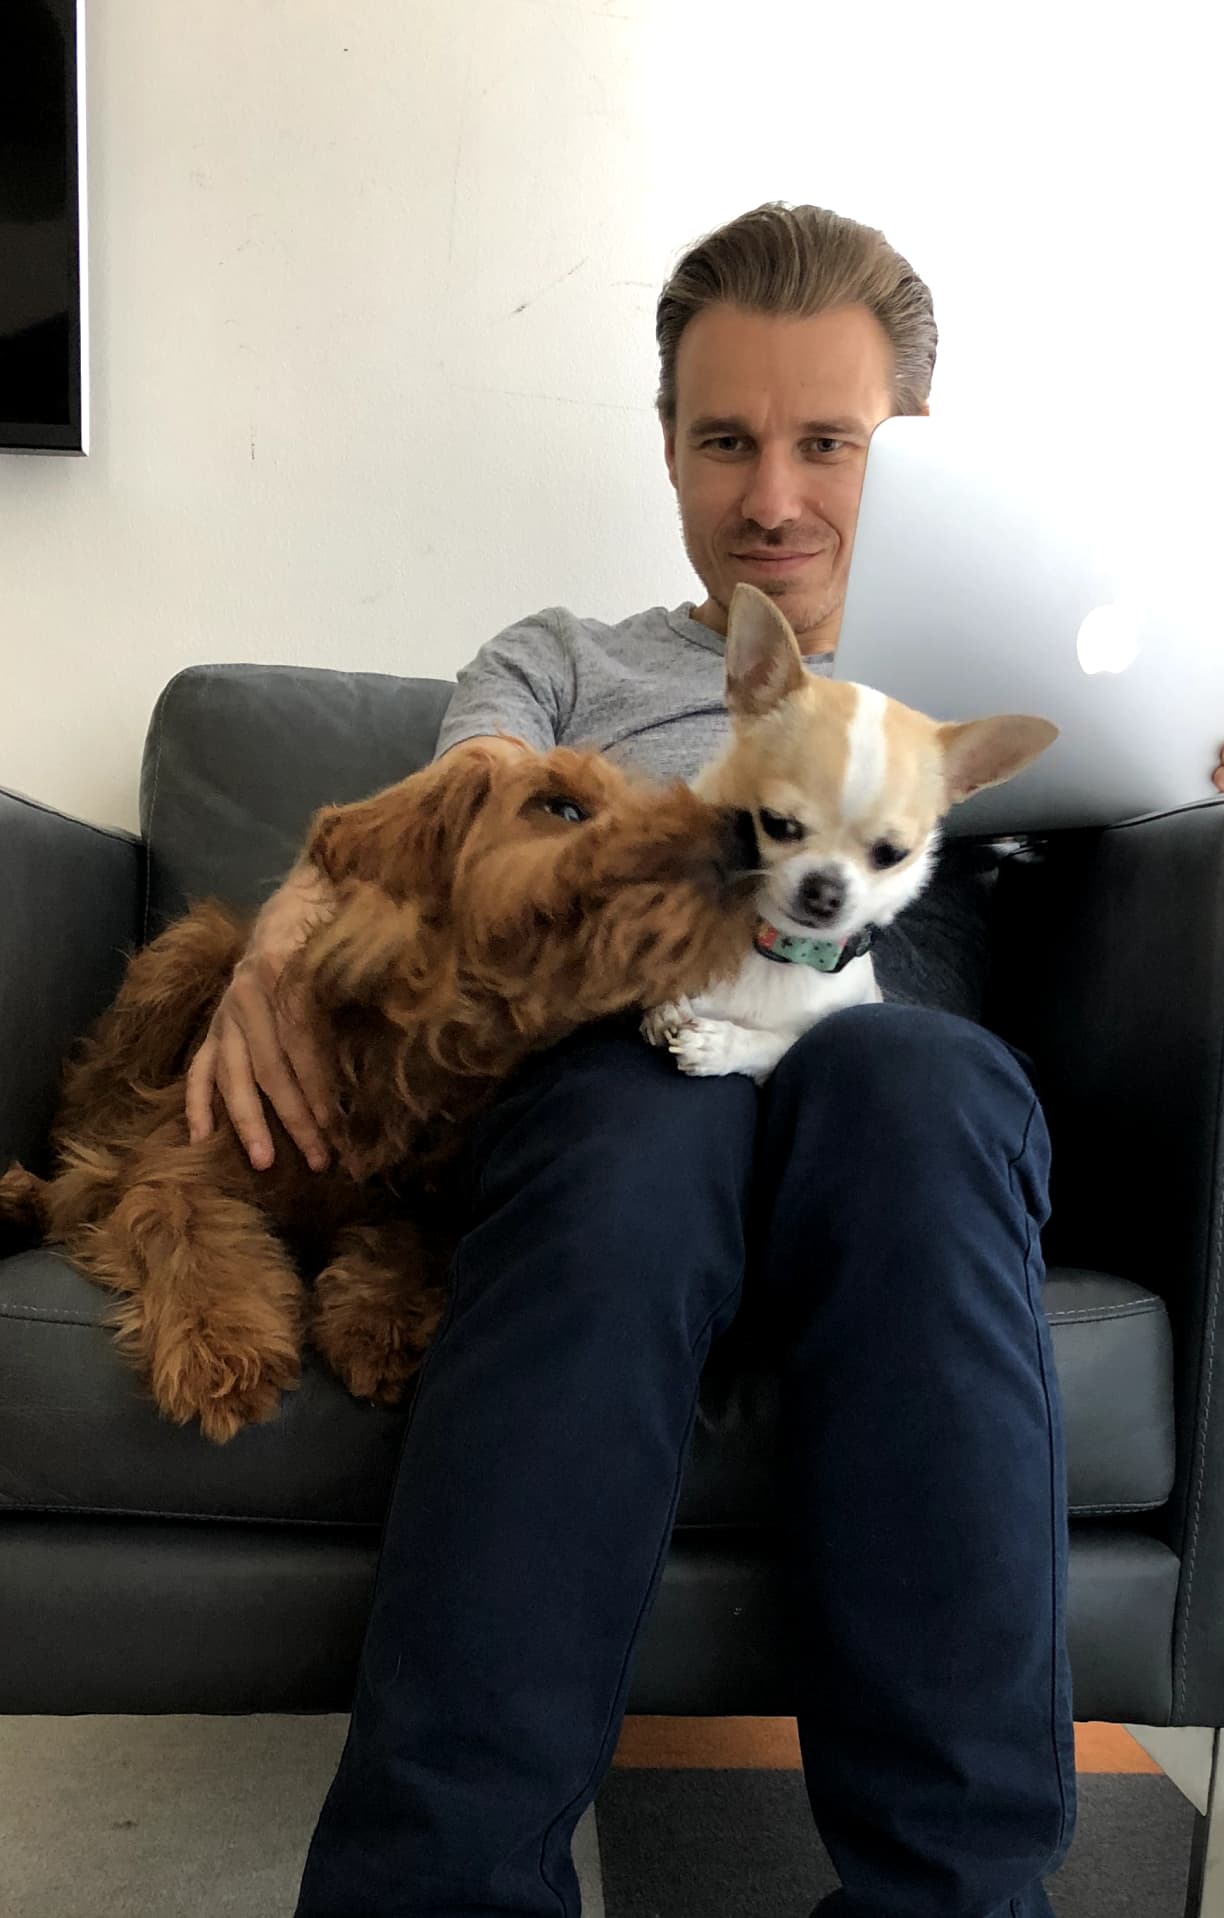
[938,714,1059,806]
[724,582,808,718]
[306,747,499,901]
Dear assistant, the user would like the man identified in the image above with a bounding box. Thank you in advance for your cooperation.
[186,203,1218,1917]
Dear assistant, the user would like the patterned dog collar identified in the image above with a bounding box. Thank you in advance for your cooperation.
[754,918,875,974]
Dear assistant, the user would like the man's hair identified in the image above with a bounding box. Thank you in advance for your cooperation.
[655,202,938,424]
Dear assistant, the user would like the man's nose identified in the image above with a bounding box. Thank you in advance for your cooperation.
[739,448,807,530]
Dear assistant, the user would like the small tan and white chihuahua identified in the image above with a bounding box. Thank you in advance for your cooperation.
[643,583,1058,1083]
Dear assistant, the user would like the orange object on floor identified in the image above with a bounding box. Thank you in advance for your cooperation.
[612,1717,1162,1775]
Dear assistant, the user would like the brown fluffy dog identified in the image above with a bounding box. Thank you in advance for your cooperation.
[0,744,757,1442]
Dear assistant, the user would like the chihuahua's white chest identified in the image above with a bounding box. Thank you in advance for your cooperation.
[642,947,881,1084]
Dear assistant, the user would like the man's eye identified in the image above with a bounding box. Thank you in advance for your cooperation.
[805,437,844,457]
[701,435,749,454]
[759,808,804,843]
[541,796,590,825]
[870,840,908,870]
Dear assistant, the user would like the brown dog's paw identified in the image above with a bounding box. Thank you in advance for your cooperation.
[109,1299,304,1444]
[310,1288,442,1407]
[0,1163,50,1241]
[161,1337,302,1444]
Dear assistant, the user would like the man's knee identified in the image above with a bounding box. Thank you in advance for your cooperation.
[772,1002,1031,1112]
[757,1005,1053,1316]
[764,1005,1046,1213]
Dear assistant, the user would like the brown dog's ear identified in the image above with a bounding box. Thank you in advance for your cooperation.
[306,747,500,901]
[938,714,1059,805]
[724,582,808,718]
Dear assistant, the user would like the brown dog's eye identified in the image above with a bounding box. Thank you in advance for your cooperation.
[540,796,590,825]
[759,808,804,843]
[870,840,908,870]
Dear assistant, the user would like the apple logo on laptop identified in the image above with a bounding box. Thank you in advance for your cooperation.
[1076,604,1141,675]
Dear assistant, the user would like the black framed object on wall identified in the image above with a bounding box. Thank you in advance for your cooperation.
[0,0,88,454]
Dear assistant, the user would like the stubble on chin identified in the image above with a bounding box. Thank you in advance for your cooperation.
[707,569,845,646]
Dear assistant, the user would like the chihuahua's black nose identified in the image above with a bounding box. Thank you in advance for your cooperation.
[797,868,845,922]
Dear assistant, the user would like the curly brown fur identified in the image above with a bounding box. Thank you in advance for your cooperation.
[0,744,758,1442]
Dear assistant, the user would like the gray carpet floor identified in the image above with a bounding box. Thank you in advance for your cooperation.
[596,1768,1197,1917]
[0,1715,1195,1917]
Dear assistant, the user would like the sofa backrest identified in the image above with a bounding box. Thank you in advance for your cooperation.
[139,663,454,938]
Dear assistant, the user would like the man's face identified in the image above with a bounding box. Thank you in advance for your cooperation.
[664,302,907,653]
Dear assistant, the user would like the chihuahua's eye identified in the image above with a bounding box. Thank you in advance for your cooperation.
[759,808,804,843]
[869,840,908,870]
[540,795,590,825]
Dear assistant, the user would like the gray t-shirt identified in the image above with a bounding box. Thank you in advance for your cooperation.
[435,603,1002,1021]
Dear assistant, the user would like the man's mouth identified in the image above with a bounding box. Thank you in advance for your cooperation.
[731,550,817,575]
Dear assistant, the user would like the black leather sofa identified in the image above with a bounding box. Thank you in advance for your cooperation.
[2,664,1222,1911]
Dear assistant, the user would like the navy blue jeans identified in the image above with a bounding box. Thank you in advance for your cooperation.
[294,1004,1076,1918]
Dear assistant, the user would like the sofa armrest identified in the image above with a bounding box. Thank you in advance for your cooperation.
[986,800,1224,1720]
[0,787,143,1171]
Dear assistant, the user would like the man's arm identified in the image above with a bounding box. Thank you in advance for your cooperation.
[437,733,527,762]
[1214,745,1223,793]
[433,608,571,761]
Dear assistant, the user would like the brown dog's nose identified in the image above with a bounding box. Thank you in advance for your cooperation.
[796,868,845,922]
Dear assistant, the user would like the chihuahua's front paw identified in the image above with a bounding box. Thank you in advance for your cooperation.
[641,999,693,1050]
[667,1016,742,1078]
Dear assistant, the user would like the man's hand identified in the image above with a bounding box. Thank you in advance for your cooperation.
[1215,744,1224,794]
[184,862,338,1171]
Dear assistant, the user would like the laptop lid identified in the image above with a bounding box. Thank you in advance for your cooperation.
[832,415,1223,837]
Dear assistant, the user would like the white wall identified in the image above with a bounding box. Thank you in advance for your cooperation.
[0,0,1217,830]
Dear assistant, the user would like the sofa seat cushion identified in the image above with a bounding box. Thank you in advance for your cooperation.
[0,1254,1174,1530]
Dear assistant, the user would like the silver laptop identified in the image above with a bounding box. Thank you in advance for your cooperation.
[833,415,1223,837]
